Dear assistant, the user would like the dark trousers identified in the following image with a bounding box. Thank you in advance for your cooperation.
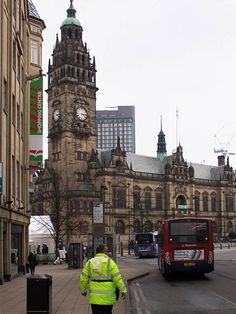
[91,304,113,314]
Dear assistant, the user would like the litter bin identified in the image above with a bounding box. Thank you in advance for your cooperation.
[27,274,52,314]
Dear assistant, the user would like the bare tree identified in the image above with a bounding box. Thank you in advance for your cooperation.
[31,167,82,250]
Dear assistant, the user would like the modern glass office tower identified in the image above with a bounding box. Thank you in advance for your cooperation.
[96,106,136,153]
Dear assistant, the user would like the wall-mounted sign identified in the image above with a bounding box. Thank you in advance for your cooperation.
[93,203,104,223]
[29,78,43,167]
[178,204,187,209]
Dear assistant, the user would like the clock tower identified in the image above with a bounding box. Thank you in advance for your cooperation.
[47,0,98,191]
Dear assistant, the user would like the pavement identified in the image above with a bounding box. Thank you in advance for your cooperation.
[0,252,149,314]
[1,245,235,314]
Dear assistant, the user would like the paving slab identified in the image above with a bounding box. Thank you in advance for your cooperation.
[0,255,149,314]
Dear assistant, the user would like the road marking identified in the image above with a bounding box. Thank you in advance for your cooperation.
[133,282,152,314]
[137,284,146,303]
[214,292,236,307]
[133,286,140,303]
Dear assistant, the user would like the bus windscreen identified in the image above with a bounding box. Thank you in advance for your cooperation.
[135,234,153,244]
[169,220,209,243]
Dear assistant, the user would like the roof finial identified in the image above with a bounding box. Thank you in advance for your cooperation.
[67,0,76,18]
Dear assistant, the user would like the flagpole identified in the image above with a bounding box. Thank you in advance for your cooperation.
[176,107,179,148]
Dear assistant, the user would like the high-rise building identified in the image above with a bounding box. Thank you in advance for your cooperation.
[0,0,45,284]
[96,106,136,153]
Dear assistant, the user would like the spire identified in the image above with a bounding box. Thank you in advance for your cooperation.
[56,33,59,46]
[157,116,167,160]
[67,0,76,18]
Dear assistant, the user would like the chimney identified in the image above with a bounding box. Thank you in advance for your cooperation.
[218,155,225,166]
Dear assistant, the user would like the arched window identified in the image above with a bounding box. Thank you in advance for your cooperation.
[80,222,89,234]
[144,191,151,210]
[213,221,218,233]
[211,193,217,212]
[225,194,234,212]
[194,191,200,213]
[227,221,233,233]
[133,189,141,211]
[155,221,162,231]
[134,220,141,233]
[116,220,125,235]
[89,201,93,213]
[68,28,72,38]
[203,192,209,211]
[144,220,153,232]
[176,195,186,211]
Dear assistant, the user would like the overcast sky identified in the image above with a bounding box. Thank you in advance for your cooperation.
[33,0,236,168]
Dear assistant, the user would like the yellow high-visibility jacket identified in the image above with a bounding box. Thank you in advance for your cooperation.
[80,253,127,305]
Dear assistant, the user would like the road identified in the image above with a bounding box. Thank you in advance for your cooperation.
[126,249,236,314]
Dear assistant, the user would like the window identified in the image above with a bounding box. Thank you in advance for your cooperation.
[76,151,88,160]
[13,40,16,69]
[21,166,24,199]
[211,195,217,212]
[16,104,20,131]
[194,194,200,213]
[17,161,20,198]
[203,193,208,211]
[133,191,140,210]
[52,152,60,161]
[17,54,21,80]
[226,195,234,212]
[3,79,8,111]
[21,112,24,136]
[12,155,15,195]
[31,40,38,64]
[116,220,125,234]
[144,192,151,210]
[156,193,162,210]
[134,220,141,233]
[144,220,153,232]
[112,189,126,208]
[12,95,16,124]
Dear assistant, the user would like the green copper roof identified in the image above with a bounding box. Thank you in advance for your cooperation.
[61,0,81,27]
[61,17,81,27]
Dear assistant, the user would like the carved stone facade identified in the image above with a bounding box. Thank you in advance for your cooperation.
[32,1,236,248]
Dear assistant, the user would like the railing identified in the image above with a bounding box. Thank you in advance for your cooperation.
[214,241,236,250]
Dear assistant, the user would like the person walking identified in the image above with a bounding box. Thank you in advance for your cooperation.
[80,244,127,314]
[28,252,37,275]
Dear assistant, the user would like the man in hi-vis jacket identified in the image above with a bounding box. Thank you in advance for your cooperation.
[80,244,127,314]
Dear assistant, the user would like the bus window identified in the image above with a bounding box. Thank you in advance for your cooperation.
[169,220,209,243]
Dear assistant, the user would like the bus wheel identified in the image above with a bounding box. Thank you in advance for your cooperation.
[160,257,167,277]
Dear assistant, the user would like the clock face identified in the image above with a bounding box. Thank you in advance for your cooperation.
[77,107,87,121]
[53,109,60,121]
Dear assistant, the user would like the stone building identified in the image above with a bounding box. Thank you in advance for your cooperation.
[32,1,236,249]
[0,0,45,284]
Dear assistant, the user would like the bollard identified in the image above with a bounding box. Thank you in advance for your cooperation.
[220,243,222,250]
[120,242,123,256]
[228,242,230,249]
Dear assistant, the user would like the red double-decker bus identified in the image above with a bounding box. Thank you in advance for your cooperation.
[158,218,214,276]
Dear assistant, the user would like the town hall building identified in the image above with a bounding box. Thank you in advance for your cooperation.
[31,0,236,249]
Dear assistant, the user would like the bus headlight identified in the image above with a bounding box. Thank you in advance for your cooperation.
[164,252,171,265]
[208,251,213,264]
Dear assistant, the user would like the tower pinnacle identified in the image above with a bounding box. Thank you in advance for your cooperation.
[67,0,76,18]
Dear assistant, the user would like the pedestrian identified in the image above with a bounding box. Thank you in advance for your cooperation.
[37,245,41,254]
[28,252,37,275]
[80,244,127,314]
